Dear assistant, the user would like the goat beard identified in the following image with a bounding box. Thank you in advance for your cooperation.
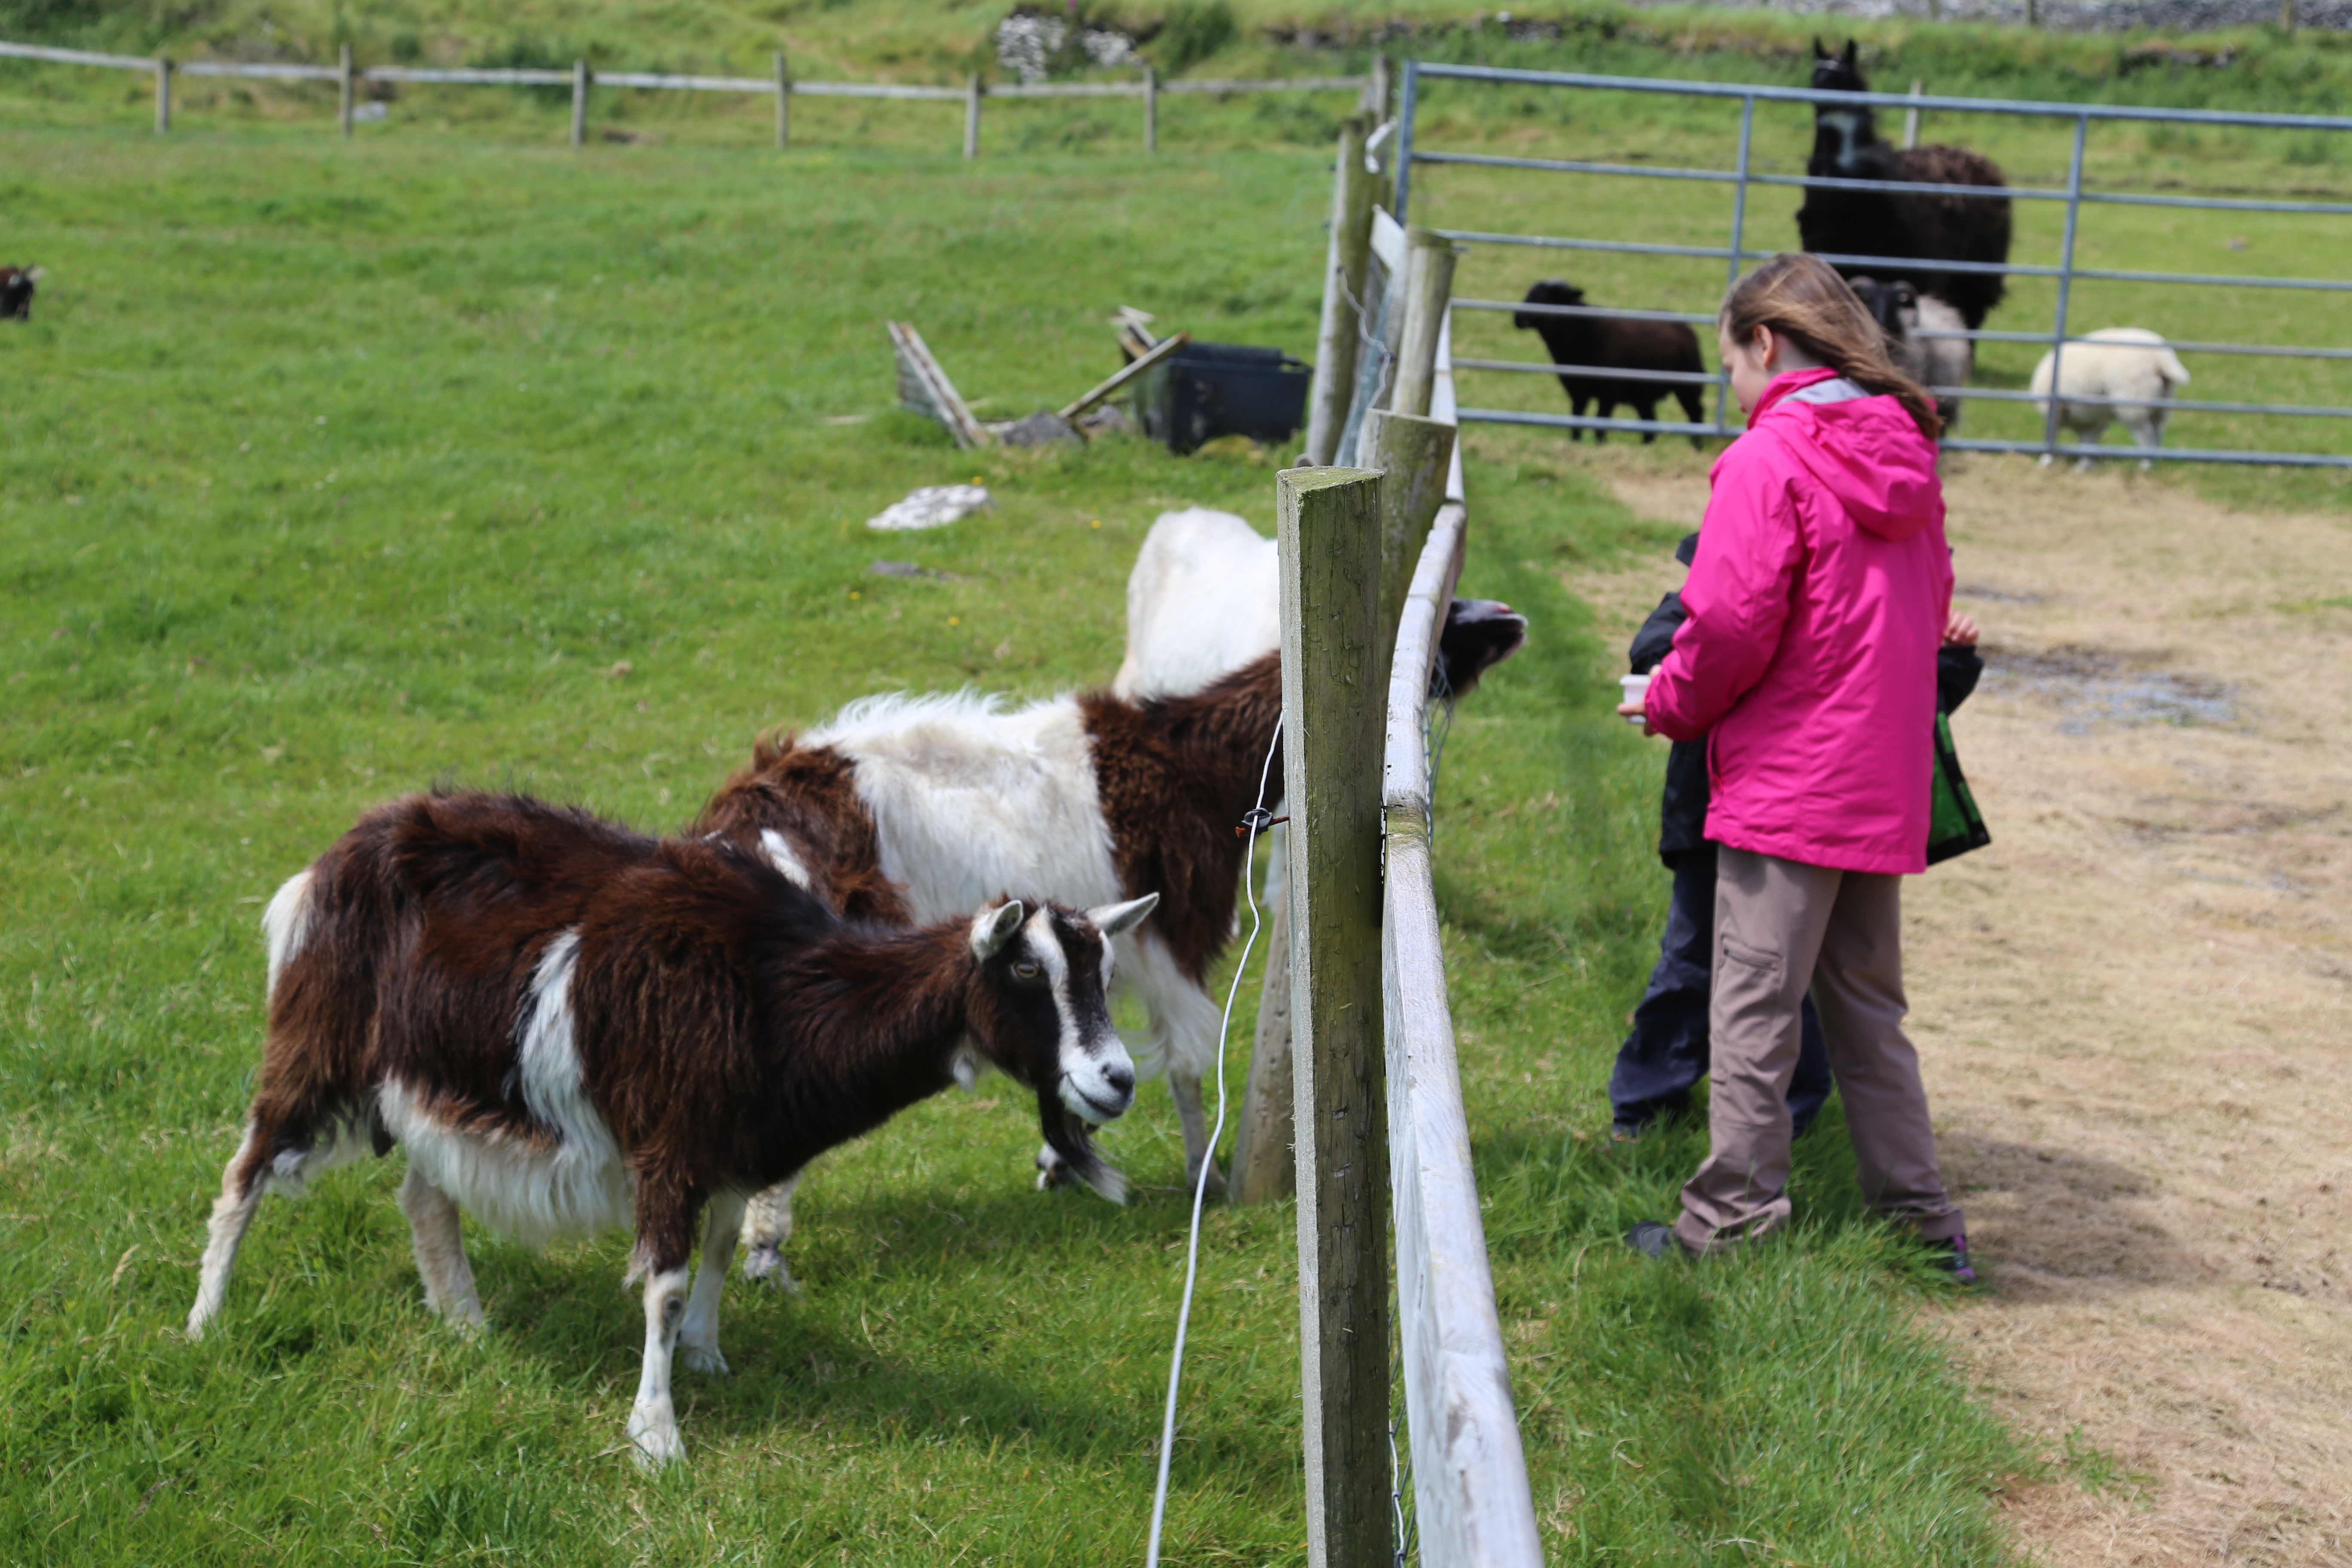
[1039,1096,1129,1206]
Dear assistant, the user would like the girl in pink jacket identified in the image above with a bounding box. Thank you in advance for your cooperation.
[1621,254,1972,1279]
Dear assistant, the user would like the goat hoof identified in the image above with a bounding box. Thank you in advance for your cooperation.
[1035,1145,1069,1191]
[680,1344,730,1378]
[743,1248,803,1295]
[627,1410,686,1469]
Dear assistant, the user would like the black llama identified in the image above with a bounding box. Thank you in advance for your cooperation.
[1796,40,2012,331]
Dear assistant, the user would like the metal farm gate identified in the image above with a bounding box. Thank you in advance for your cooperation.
[1390,61,2352,467]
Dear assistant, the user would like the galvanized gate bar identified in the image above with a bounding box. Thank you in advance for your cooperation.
[1403,59,2352,467]
[1407,61,2352,132]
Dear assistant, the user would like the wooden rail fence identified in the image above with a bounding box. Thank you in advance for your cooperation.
[1257,114,1538,1567]
[0,37,1372,153]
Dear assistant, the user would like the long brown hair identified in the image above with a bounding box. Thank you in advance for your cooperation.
[1720,253,1942,440]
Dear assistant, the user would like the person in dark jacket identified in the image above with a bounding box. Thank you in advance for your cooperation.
[1607,532,1983,1140]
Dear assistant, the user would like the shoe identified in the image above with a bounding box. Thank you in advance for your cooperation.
[1929,1234,1978,1286]
[1624,1220,1693,1259]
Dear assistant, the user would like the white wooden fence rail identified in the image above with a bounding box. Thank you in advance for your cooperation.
[1363,185,1539,1568]
[1382,501,1542,1568]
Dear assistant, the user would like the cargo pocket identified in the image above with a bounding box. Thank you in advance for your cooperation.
[1718,935,1782,987]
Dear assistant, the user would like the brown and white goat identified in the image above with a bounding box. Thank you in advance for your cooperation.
[186,789,1155,1466]
[694,652,1282,1283]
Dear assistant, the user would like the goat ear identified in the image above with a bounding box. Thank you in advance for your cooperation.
[1086,893,1159,940]
[970,900,1026,961]
[1841,39,1858,67]
[1813,36,1827,58]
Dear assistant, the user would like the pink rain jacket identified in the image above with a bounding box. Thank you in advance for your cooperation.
[1645,367,1952,875]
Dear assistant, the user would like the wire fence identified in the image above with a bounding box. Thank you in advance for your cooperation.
[1394,60,2352,467]
[0,37,1368,154]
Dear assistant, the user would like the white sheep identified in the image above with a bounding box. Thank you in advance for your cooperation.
[2030,328,2192,471]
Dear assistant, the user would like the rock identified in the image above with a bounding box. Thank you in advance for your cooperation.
[1001,410,1081,447]
[866,484,991,532]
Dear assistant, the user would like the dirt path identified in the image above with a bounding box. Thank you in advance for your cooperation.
[1571,451,2352,1567]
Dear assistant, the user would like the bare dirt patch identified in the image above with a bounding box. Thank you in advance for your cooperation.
[1570,449,2352,1566]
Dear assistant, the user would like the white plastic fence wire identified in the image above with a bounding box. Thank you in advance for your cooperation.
[1143,715,1285,1568]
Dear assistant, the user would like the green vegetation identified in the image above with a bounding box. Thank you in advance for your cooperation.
[0,121,2040,1563]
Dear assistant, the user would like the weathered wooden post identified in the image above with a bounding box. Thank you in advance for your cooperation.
[570,59,588,147]
[1280,465,1392,1568]
[339,44,355,138]
[775,52,790,148]
[1229,880,1298,1203]
[1303,117,1377,468]
[153,55,171,135]
[1389,227,1457,421]
[964,72,982,159]
[1902,79,1923,150]
[1361,410,1456,697]
[2283,0,2299,31]
[1236,415,1449,1210]
[1367,54,1393,122]
[1144,65,1158,153]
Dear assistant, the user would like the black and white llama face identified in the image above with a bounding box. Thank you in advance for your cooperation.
[1811,38,1865,95]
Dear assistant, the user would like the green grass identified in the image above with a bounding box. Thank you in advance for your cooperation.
[0,122,2034,1566]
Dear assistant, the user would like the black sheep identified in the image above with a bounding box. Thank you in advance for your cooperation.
[1797,41,2011,331]
[1512,280,1706,447]
[0,266,39,322]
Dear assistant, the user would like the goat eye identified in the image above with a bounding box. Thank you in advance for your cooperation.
[1012,961,1041,981]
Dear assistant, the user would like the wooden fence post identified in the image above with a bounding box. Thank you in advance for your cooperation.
[339,43,354,138]
[775,51,790,148]
[153,55,170,134]
[2283,0,2299,31]
[1303,117,1375,467]
[1902,79,1922,150]
[1367,54,1392,122]
[964,72,982,159]
[570,58,588,147]
[1361,410,1456,700]
[1236,417,1448,1212]
[1389,227,1457,421]
[1228,864,1296,1205]
[1144,65,1158,153]
[1280,465,1392,1568]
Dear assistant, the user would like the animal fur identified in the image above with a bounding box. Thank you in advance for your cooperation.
[1798,41,2012,332]
[1109,508,1528,704]
[1,266,41,322]
[1847,275,1975,430]
[187,788,1153,1466]
[2030,327,2192,470]
[696,654,1282,1283]
[1513,280,1707,445]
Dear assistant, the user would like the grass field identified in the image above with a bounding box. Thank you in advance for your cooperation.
[0,116,2057,1565]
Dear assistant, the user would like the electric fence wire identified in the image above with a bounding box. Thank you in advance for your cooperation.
[1143,715,1285,1568]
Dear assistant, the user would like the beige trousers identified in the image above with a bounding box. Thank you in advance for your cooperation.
[1674,845,1963,1253]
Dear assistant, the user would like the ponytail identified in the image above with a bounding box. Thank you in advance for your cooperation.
[1721,253,1943,441]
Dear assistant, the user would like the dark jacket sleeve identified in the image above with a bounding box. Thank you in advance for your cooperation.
[1937,644,1984,715]
[1629,592,1687,676]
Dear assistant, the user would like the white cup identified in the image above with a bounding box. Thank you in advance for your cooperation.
[1619,672,1651,726]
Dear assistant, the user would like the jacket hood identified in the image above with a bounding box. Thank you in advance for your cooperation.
[1750,368,1943,542]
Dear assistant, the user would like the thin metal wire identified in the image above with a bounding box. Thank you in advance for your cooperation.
[1143,717,1286,1568]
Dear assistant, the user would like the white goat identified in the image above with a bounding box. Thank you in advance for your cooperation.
[1112,507,1528,703]
[2030,328,2192,471]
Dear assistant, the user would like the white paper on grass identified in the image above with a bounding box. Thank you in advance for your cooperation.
[865,484,991,532]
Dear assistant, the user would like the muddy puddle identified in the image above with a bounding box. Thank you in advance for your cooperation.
[1981,644,2238,731]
